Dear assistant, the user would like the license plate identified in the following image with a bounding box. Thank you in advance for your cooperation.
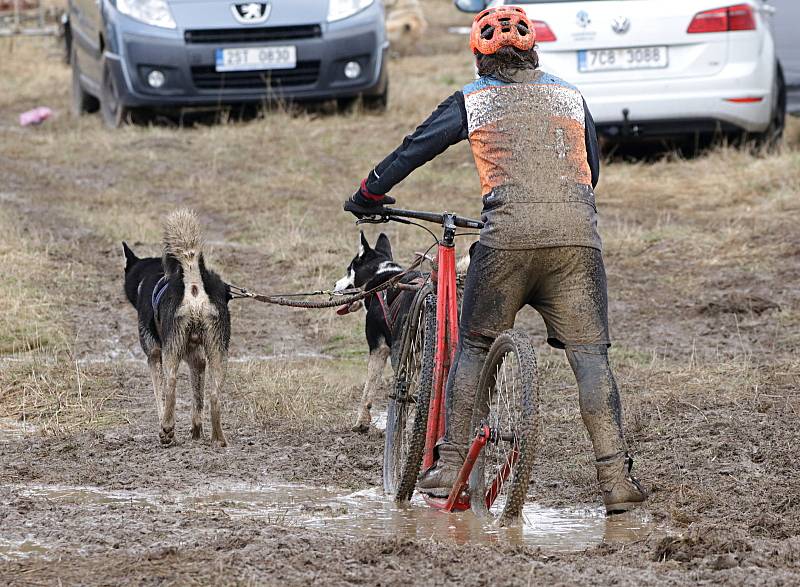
[578,46,668,73]
[215,46,297,72]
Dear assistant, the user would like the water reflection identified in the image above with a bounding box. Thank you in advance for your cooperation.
[4,482,655,560]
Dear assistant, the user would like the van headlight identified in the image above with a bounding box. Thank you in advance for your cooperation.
[116,0,177,29]
[328,0,374,22]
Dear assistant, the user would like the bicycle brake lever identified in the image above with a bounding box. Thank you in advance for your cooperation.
[355,215,412,226]
[355,215,390,225]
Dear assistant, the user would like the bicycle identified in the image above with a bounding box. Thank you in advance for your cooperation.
[345,202,541,525]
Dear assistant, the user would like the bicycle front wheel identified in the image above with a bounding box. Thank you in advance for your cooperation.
[469,329,540,525]
[383,294,436,501]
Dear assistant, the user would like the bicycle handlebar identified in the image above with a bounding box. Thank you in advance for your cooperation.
[344,201,485,230]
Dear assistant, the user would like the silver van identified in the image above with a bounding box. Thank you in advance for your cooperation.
[66,0,389,126]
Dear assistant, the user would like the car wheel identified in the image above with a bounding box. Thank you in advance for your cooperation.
[61,14,72,65]
[753,65,786,153]
[100,60,131,128]
[336,96,359,112]
[70,45,99,117]
[362,79,389,113]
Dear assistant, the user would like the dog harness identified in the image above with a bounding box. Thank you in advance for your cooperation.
[373,290,400,332]
[151,276,169,313]
[369,275,426,332]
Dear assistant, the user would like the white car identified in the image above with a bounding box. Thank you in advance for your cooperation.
[457,0,786,147]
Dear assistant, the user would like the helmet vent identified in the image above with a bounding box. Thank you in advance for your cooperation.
[470,7,536,55]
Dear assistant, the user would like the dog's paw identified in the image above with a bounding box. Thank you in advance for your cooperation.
[211,436,227,448]
[351,423,370,435]
[191,424,203,440]
[159,426,175,446]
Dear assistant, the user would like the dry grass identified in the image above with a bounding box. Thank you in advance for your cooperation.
[229,359,364,431]
[0,354,122,434]
[0,206,65,354]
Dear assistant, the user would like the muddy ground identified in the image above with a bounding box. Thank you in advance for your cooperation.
[2,1,800,585]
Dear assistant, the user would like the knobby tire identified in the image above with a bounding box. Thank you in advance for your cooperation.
[383,294,436,501]
[469,329,540,525]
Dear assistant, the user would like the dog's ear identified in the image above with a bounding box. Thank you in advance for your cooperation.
[122,242,138,268]
[375,233,393,260]
[358,231,371,258]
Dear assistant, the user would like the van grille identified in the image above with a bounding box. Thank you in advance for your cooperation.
[184,25,321,45]
[190,62,321,90]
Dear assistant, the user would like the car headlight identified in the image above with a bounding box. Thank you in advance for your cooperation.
[116,0,177,29]
[328,0,374,22]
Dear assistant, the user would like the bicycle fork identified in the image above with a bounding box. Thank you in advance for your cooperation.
[422,226,460,471]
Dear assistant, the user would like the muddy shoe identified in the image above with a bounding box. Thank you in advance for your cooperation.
[597,453,648,515]
[417,442,465,498]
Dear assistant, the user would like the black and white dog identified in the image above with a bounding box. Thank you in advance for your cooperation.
[123,209,231,447]
[334,232,425,433]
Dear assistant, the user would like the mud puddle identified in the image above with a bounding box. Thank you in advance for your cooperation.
[4,481,656,560]
[0,537,50,560]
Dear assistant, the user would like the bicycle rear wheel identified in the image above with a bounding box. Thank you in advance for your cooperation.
[383,294,436,501]
[468,329,540,525]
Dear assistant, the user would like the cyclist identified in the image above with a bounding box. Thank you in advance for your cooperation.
[345,7,647,514]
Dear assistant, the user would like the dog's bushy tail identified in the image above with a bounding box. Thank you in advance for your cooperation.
[163,209,204,278]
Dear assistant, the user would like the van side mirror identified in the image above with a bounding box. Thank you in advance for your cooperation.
[454,0,487,14]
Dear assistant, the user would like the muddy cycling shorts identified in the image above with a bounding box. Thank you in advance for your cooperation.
[460,243,610,349]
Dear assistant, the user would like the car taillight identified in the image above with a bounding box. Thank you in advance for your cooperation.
[687,7,728,33]
[532,20,557,42]
[687,4,756,34]
[728,4,756,31]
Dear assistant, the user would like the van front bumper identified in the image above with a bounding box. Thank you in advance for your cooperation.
[107,12,388,107]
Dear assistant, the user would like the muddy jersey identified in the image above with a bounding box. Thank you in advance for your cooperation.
[364,70,601,250]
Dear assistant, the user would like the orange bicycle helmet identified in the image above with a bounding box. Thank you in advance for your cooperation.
[470,6,535,55]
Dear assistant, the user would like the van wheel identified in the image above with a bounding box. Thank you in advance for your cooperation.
[336,96,358,113]
[362,80,389,113]
[100,60,131,128]
[70,45,99,116]
[753,64,786,153]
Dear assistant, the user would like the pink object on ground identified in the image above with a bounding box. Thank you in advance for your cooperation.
[19,107,54,126]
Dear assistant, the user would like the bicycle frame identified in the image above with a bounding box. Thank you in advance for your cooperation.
[351,204,520,515]
[422,214,460,473]
[420,214,520,514]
